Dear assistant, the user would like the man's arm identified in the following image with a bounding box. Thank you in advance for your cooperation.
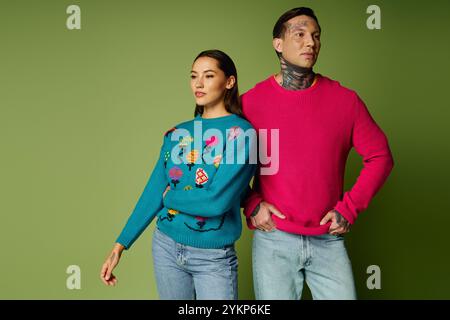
[333,93,394,224]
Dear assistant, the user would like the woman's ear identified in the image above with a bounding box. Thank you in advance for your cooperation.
[273,38,283,55]
[226,76,236,90]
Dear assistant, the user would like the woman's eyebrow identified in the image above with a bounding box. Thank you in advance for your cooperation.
[190,70,217,73]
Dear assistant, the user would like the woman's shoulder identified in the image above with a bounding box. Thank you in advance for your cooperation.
[162,117,196,138]
[232,115,255,131]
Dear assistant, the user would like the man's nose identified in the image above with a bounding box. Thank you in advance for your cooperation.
[305,34,315,48]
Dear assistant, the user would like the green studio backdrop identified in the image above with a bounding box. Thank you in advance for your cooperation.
[1,0,449,299]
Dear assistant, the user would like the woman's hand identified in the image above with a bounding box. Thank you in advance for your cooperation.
[100,243,125,286]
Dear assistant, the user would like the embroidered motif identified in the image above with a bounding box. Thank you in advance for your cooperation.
[213,154,222,168]
[195,216,207,229]
[195,168,209,188]
[159,208,179,222]
[169,166,183,188]
[184,213,227,232]
[186,149,199,171]
[178,135,193,161]
[202,135,219,163]
[179,135,193,148]
[163,151,170,168]
[164,127,176,137]
[227,126,241,141]
[183,185,193,191]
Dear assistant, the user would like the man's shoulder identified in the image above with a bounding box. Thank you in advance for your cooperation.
[241,75,273,100]
[319,74,359,100]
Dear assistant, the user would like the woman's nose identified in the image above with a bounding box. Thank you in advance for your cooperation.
[195,80,204,88]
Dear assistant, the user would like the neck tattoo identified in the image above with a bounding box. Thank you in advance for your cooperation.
[279,56,316,90]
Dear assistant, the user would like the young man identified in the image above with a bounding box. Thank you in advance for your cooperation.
[241,7,394,300]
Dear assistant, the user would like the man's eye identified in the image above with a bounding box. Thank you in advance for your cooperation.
[206,75,214,78]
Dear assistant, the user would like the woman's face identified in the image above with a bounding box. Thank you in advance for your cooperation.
[190,57,235,108]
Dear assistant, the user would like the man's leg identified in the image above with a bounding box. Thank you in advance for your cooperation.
[252,229,305,299]
[304,233,357,300]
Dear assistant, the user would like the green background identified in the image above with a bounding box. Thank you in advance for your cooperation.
[1,0,449,299]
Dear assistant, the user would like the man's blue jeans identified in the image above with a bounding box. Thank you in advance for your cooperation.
[252,228,357,300]
[152,228,238,300]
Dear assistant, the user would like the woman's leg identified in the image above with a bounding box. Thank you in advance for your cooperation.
[152,228,195,299]
[188,245,238,300]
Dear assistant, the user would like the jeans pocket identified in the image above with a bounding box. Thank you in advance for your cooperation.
[322,233,345,245]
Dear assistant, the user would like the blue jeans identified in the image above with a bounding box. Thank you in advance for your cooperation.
[252,229,356,300]
[152,228,238,300]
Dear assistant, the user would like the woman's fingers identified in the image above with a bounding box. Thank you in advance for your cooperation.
[106,274,116,286]
[100,263,111,285]
[101,249,122,286]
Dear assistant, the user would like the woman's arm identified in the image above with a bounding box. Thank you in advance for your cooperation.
[115,135,169,250]
[100,243,125,286]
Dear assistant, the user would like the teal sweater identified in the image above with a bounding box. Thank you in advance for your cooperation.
[116,113,257,249]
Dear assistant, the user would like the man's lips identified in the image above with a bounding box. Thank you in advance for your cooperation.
[301,53,315,58]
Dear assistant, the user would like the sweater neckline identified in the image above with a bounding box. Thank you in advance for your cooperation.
[194,113,239,122]
[269,73,323,95]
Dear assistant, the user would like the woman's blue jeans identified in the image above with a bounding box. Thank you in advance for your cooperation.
[152,227,238,300]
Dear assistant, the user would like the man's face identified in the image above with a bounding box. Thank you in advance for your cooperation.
[273,15,321,68]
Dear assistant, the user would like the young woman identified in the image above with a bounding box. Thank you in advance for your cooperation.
[100,50,257,300]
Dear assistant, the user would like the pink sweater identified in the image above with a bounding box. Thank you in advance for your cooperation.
[241,74,394,235]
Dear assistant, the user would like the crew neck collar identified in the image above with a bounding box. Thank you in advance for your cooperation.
[194,113,238,122]
[269,73,322,95]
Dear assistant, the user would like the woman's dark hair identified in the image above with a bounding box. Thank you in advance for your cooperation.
[272,7,321,57]
[193,50,242,117]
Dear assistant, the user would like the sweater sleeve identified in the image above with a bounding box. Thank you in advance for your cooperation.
[333,94,394,224]
[242,172,264,218]
[239,91,264,219]
[115,135,169,249]
[241,175,264,231]
[163,134,257,218]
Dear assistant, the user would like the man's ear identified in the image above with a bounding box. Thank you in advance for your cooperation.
[273,38,283,55]
[226,75,236,89]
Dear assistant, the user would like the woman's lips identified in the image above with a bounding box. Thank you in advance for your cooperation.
[195,92,206,97]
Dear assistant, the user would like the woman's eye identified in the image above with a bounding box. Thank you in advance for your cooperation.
[206,75,214,78]
[296,33,304,37]
[190,75,196,79]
